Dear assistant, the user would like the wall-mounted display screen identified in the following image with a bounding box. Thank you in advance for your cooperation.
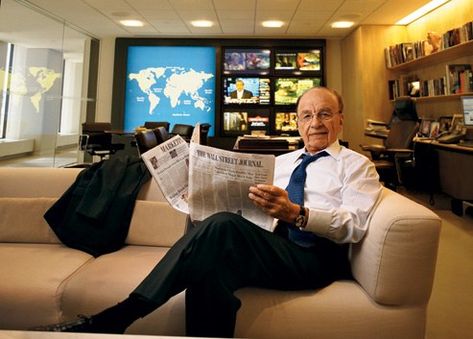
[124,46,216,135]
[275,50,321,71]
[275,112,298,133]
[224,49,271,73]
[223,77,270,105]
[223,109,270,136]
[274,78,321,105]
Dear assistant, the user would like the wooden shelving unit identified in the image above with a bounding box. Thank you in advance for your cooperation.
[387,40,473,73]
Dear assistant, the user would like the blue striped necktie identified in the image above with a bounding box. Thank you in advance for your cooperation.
[283,150,329,247]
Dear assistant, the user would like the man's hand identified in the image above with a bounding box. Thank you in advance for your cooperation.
[248,184,299,223]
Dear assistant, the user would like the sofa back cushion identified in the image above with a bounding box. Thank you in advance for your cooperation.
[0,197,60,243]
[127,200,186,247]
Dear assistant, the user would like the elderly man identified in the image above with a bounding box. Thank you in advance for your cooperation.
[35,87,382,337]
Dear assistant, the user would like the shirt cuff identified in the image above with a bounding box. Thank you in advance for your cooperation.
[303,208,332,236]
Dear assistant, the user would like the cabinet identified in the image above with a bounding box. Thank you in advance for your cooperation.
[386,40,473,105]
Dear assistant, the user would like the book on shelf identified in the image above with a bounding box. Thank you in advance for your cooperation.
[445,64,473,94]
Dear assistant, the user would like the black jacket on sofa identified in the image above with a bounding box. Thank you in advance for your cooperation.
[44,156,151,257]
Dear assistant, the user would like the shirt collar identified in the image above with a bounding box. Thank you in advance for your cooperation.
[294,139,342,163]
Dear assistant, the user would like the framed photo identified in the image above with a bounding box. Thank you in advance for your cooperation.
[438,115,453,133]
[419,118,434,137]
[451,114,465,134]
[429,121,440,138]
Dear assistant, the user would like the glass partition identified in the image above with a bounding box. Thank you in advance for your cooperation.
[0,0,96,167]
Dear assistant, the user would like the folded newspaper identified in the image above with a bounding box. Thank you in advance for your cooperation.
[141,124,275,230]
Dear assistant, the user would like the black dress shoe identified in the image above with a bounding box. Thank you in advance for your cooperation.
[30,315,96,332]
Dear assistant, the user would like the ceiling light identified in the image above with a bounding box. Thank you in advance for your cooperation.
[331,21,354,28]
[191,20,214,28]
[119,20,144,27]
[396,0,449,25]
[262,20,284,28]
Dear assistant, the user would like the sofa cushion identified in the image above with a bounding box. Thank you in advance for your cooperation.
[0,167,82,198]
[61,245,185,336]
[0,243,93,329]
[126,200,186,247]
[0,197,59,244]
[235,282,425,339]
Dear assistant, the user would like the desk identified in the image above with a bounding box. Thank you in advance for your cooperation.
[414,139,473,214]
[233,136,302,156]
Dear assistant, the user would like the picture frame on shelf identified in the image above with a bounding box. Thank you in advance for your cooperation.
[429,121,440,138]
[419,118,434,137]
[438,115,453,133]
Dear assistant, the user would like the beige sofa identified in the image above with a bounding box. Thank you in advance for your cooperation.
[0,167,441,338]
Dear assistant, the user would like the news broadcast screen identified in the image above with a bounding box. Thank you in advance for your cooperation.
[223,109,270,136]
[223,77,270,105]
[274,78,321,105]
[224,49,271,73]
[275,112,298,133]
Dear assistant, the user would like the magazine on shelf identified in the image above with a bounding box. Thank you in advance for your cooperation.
[141,124,275,230]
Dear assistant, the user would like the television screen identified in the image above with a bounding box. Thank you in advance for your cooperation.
[124,46,216,136]
[224,49,271,73]
[275,112,298,133]
[274,78,321,105]
[223,109,270,136]
[296,51,321,71]
[275,52,297,70]
[223,77,270,105]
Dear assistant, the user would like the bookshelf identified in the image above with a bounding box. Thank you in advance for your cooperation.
[387,40,473,73]
[386,39,473,100]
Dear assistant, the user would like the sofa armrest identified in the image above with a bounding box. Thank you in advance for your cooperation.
[351,188,441,306]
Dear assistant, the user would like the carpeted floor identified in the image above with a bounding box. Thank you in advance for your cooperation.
[401,189,473,338]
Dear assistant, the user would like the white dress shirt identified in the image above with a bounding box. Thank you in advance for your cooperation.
[274,140,382,244]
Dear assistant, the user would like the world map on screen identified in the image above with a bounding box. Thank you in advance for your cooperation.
[128,67,213,114]
[125,46,216,134]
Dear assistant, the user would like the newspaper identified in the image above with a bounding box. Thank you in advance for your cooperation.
[141,127,275,230]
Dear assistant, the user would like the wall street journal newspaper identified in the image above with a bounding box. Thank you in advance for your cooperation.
[141,135,275,230]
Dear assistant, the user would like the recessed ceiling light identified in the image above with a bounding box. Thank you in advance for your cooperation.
[191,20,214,28]
[262,20,284,28]
[331,21,354,28]
[396,0,449,25]
[119,20,144,27]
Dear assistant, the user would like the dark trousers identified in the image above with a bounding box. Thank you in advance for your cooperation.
[131,212,351,337]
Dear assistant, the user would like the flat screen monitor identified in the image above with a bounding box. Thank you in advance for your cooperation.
[222,109,270,136]
[123,46,216,136]
[461,95,473,141]
[462,96,473,126]
[274,78,321,105]
[223,77,270,105]
[275,50,321,71]
[223,49,271,73]
[274,111,298,135]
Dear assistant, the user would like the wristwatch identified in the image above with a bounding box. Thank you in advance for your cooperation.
[294,205,308,229]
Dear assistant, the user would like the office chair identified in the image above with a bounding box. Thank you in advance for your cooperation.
[143,121,170,132]
[170,124,194,142]
[153,126,170,145]
[199,123,211,145]
[360,97,419,190]
[79,122,125,162]
[135,127,170,155]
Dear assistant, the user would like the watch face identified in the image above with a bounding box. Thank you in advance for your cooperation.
[295,215,305,227]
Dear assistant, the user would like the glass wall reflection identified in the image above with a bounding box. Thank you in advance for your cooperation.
[0,0,95,167]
